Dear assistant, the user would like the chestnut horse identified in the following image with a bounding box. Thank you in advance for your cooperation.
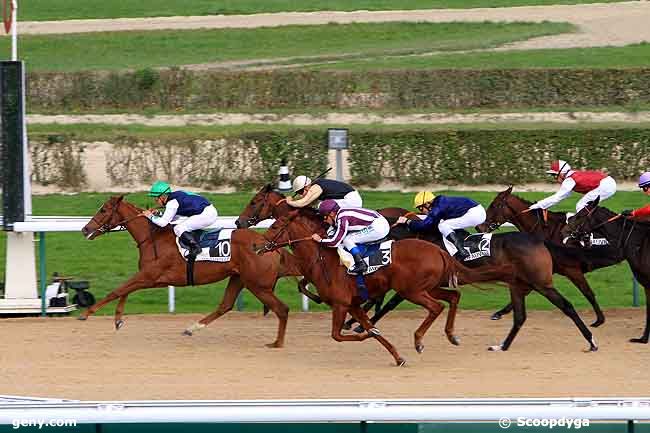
[260,203,514,366]
[564,197,650,343]
[239,186,599,352]
[80,195,302,348]
[478,186,624,326]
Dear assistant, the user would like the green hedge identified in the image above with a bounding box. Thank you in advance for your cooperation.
[28,68,650,111]
[349,128,650,186]
[23,127,650,190]
[27,131,328,189]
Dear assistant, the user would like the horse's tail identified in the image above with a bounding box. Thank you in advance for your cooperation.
[441,251,514,288]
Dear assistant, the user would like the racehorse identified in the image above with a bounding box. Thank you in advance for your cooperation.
[80,195,302,348]
[239,186,598,352]
[259,203,515,365]
[478,186,624,326]
[563,197,650,343]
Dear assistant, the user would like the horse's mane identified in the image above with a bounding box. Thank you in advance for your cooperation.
[508,193,566,223]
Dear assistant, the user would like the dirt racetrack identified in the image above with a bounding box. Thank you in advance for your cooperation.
[1,309,648,400]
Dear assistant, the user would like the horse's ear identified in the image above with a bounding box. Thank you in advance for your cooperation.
[591,196,600,207]
[505,185,513,194]
[117,195,125,202]
[264,183,273,192]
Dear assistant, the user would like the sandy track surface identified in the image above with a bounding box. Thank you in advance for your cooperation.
[1,309,647,401]
[11,2,650,51]
[27,111,650,127]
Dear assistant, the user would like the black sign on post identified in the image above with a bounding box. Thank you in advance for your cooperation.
[1,61,26,230]
[327,128,349,150]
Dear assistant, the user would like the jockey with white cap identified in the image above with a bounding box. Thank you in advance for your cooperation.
[288,176,362,209]
[529,159,617,213]
[621,172,650,218]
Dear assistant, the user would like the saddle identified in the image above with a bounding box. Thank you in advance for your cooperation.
[443,229,493,262]
[176,228,234,286]
[338,239,393,276]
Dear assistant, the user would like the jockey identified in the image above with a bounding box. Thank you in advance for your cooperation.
[311,200,390,301]
[622,172,650,218]
[395,191,486,260]
[287,176,362,209]
[143,181,218,258]
[529,159,617,213]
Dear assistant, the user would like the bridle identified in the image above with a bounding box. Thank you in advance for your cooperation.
[485,196,548,233]
[566,206,631,248]
[245,189,272,227]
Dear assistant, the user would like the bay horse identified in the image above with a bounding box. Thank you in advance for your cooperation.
[239,186,598,352]
[260,203,515,365]
[478,186,624,326]
[564,197,650,343]
[80,195,302,348]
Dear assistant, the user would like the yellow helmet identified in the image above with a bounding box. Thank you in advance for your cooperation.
[413,191,435,208]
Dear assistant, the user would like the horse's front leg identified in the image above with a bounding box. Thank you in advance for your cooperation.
[114,295,129,330]
[78,272,150,321]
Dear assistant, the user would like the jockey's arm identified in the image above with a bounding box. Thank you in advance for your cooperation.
[148,199,179,227]
[319,219,349,247]
[529,177,575,210]
[632,204,650,218]
[287,184,323,208]
[408,205,442,232]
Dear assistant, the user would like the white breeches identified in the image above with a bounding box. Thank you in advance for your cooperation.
[438,205,487,237]
[341,217,390,250]
[575,176,617,212]
[334,190,363,208]
[173,205,219,236]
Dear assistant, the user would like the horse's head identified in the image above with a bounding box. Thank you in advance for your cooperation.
[237,184,285,228]
[477,186,516,232]
[562,197,601,247]
[261,208,326,253]
[81,195,129,240]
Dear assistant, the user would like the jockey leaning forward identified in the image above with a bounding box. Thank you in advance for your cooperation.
[143,181,218,259]
[311,200,390,302]
[288,176,362,209]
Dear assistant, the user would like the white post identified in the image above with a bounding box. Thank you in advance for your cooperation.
[11,0,17,61]
[168,286,175,313]
[301,291,309,312]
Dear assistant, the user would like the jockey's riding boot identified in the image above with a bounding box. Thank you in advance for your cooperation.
[355,275,369,303]
[349,247,368,275]
[180,232,202,257]
[447,232,469,260]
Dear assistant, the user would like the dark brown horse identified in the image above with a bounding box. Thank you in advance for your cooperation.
[564,197,650,343]
[80,195,302,348]
[478,186,624,326]
[239,186,598,352]
[260,203,514,365]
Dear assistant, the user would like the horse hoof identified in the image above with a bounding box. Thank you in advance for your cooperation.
[396,358,407,367]
[415,344,424,354]
[182,329,193,336]
[448,335,461,346]
[77,315,87,321]
[353,325,365,334]
[488,345,503,352]
[342,322,352,331]
[265,342,283,349]
[369,328,381,337]
[115,320,125,330]
[630,337,649,344]
[590,319,605,328]
[490,313,502,321]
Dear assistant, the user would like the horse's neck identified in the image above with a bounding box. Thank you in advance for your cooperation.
[120,202,166,256]
[508,196,564,238]
[288,219,340,289]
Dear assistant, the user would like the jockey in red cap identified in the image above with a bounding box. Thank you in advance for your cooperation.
[529,159,617,213]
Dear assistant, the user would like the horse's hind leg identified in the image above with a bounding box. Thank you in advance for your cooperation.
[490,285,528,352]
[564,268,605,327]
[428,287,461,345]
[537,285,597,352]
[114,295,129,330]
[78,273,148,321]
[350,293,405,333]
[346,304,406,367]
[344,298,378,330]
[183,276,243,336]
[490,303,513,321]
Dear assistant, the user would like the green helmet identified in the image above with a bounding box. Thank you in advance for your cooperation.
[148,180,171,197]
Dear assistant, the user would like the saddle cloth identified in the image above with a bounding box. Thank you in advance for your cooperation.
[443,232,493,262]
[338,240,393,275]
[175,228,234,262]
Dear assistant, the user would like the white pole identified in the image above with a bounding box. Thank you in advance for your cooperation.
[301,290,309,312]
[168,286,175,313]
[11,0,17,61]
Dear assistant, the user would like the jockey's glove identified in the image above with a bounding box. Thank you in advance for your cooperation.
[621,209,633,217]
